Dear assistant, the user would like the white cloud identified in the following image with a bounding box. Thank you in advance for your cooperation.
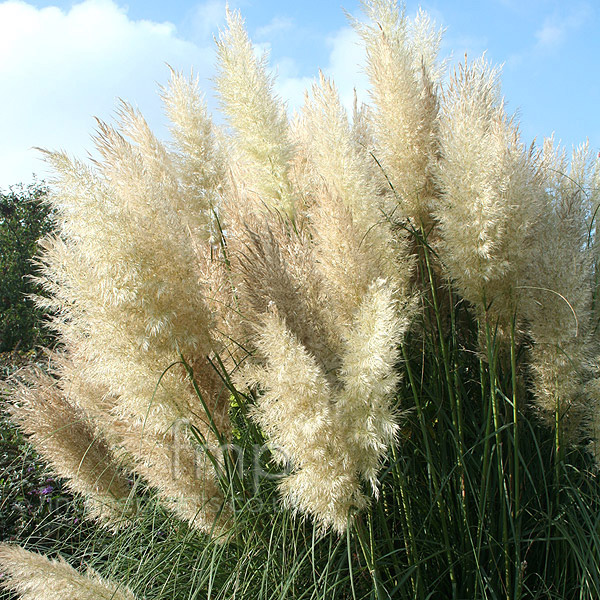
[535,20,567,49]
[534,4,591,51]
[189,0,226,41]
[273,26,369,116]
[0,0,372,190]
[0,0,217,189]
[272,56,313,113]
[255,16,293,39]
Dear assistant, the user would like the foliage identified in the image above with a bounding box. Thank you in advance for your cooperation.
[2,1,600,599]
[0,184,55,352]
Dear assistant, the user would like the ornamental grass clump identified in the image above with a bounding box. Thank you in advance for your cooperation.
[4,1,600,598]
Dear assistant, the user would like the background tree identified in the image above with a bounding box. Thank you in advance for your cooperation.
[0,183,54,352]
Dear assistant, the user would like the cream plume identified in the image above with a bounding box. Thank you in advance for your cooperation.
[0,545,138,600]
[435,56,543,331]
[215,8,296,217]
[353,0,442,223]
[9,370,131,528]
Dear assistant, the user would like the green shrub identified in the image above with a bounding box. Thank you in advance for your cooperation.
[0,184,55,352]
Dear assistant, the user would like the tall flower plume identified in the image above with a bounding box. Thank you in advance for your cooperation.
[434,56,543,332]
[525,141,596,437]
[353,0,443,224]
[9,368,132,528]
[215,8,297,218]
[0,545,138,600]
[31,71,232,534]
[237,276,411,532]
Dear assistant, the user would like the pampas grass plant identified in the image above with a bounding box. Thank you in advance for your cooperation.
[3,1,600,599]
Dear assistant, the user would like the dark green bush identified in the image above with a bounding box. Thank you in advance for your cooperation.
[0,184,55,352]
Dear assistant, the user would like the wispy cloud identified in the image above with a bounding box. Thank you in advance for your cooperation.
[535,21,565,48]
[0,0,218,189]
[272,26,369,115]
[534,3,591,51]
[189,0,226,41]
[256,16,293,39]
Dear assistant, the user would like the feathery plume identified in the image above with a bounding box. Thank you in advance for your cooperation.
[9,369,133,528]
[32,85,232,533]
[239,308,366,533]
[160,68,227,244]
[353,0,442,223]
[526,141,597,440]
[238,276,411,531]
[434,56,543,331]
[215,8,296,217]
[337,279,407,492]
[0,545,138,600]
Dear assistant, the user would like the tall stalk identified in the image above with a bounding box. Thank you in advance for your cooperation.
[484,317,510,599]
[510,321,523,599]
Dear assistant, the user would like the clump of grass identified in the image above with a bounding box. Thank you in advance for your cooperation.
[2,1,600,599]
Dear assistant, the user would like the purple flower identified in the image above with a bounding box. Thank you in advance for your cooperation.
[39,485,54,495]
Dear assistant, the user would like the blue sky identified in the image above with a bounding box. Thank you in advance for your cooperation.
[1,0,598,190]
